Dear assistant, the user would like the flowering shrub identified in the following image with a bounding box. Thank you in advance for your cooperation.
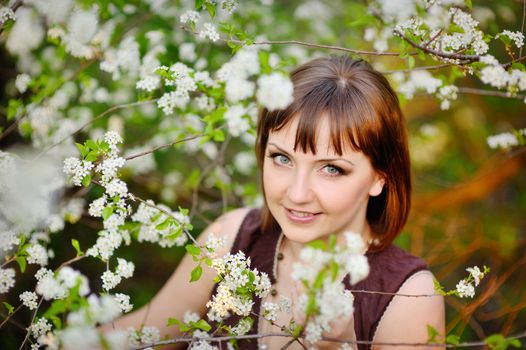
[0,0,525,349]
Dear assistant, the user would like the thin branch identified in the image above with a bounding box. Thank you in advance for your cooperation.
[0,0,23,34]
[129,329,526,349]
[457,87,526,100]
[0,304,23,329]
[502,54,526,69]
[249,39,413,57]
[124,134,204,161]
[183,26,414,56]
[381,63,451,74]
[1,255,15,268]
[37,99,158,159]
[394,30,479,62]
[18,297,43,350]
[190,135,231,217]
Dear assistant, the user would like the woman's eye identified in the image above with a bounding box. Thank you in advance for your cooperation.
[322,165,344,176]
[274,154,291,165]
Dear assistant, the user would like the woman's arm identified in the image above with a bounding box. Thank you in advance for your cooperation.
[100,207,252,348]
[372,270,445,350]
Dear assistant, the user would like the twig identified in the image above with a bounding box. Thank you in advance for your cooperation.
[0,0,23,34]
[394,30,479,63]
[190,135,231,217]
[183,26,415,56]
[0,304,24,329]
[36,99,158,159]
[124,134,204,161]
[128,329,526,349]
[1,255,15,268]
[457,87,526,100]
[18,297,43,350]
[381,63,451,74]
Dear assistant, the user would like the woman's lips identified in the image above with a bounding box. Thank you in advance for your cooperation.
[284,207,321,223]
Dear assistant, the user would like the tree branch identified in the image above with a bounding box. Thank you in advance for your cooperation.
[394,30,479,63]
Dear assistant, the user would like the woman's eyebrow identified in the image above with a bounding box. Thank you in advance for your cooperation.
[268,142,355,166]
[267,142,292,155]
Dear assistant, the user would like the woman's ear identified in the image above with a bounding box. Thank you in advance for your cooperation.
[369,174,385,197]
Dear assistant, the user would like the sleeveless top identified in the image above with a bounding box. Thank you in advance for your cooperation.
[210,209,428,350]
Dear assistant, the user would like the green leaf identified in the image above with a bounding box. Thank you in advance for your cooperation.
[213,129,225,142]
[102,206,113,221]
[16,256,26,273]
[408,56,416,69]
[3,302,14,315]
[7,99,22,121]
[167,317,191,332]
[446,334,461,345]
[305,293,317,316]
[49,315,62,329]
[205,2,216,18]
[86,139,97,151]
[71,239,82,256]
[465,0,472,10]
[195,0,204,10]
[328,234,337,250]
[190,265,203,282]
[306,240,326,250]
[426,324,440,343]
[155,218,172,231]
[185,244,201,256]
[313,270,326,289]
[84,151,98,162]
[75,143,87,157]
[81,174,92,187]
[193,319,212,332]
[330,261,339,281]
[44,299,67,318]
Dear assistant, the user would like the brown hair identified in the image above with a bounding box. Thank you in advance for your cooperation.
[255,56,411,252]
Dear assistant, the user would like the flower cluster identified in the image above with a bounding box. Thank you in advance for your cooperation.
[455,266,489,298]
[496,30,525,48]
[35,266,90,300]
[127,325,161,348]
[131,200,191,248]
[0,267,16,294]
[291,232,370,344]
[478,57,526,94]
[256,72,294,111]
[206,251,271,322]
[101,258,135,291]
[394,70,443,99]
[436,85,459,110]
[487,128,526,150]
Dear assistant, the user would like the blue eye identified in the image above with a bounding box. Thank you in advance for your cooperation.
[322,164,344,176]
[274,154,291,165]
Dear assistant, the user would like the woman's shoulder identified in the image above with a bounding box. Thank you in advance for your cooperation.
[201,207,255,255]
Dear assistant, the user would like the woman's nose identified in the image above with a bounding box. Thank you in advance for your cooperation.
[287,170,314,204]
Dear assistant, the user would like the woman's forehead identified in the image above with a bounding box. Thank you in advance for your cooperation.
[267,115,361,157]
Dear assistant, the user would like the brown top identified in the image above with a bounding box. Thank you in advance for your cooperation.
[210,208,428,350]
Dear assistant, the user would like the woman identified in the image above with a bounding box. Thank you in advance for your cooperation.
[107,56,445,350]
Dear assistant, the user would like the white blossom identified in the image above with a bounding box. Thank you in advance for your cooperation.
[30,318,52,338]
[0,268,15,294]
[27,243,49,266]
[224,104,250,137]
[15,73,31,93]
[487,130,524,149]
[102,270,122,291]
[198,23,220,42]
[180,10,200,25]
[256,73,294,111]
[19,291,38,310]
[456,279,475,298]
[116,258,135,279]
[497,30,524,48]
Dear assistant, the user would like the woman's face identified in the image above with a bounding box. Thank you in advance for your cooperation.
[262,115,385,244]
